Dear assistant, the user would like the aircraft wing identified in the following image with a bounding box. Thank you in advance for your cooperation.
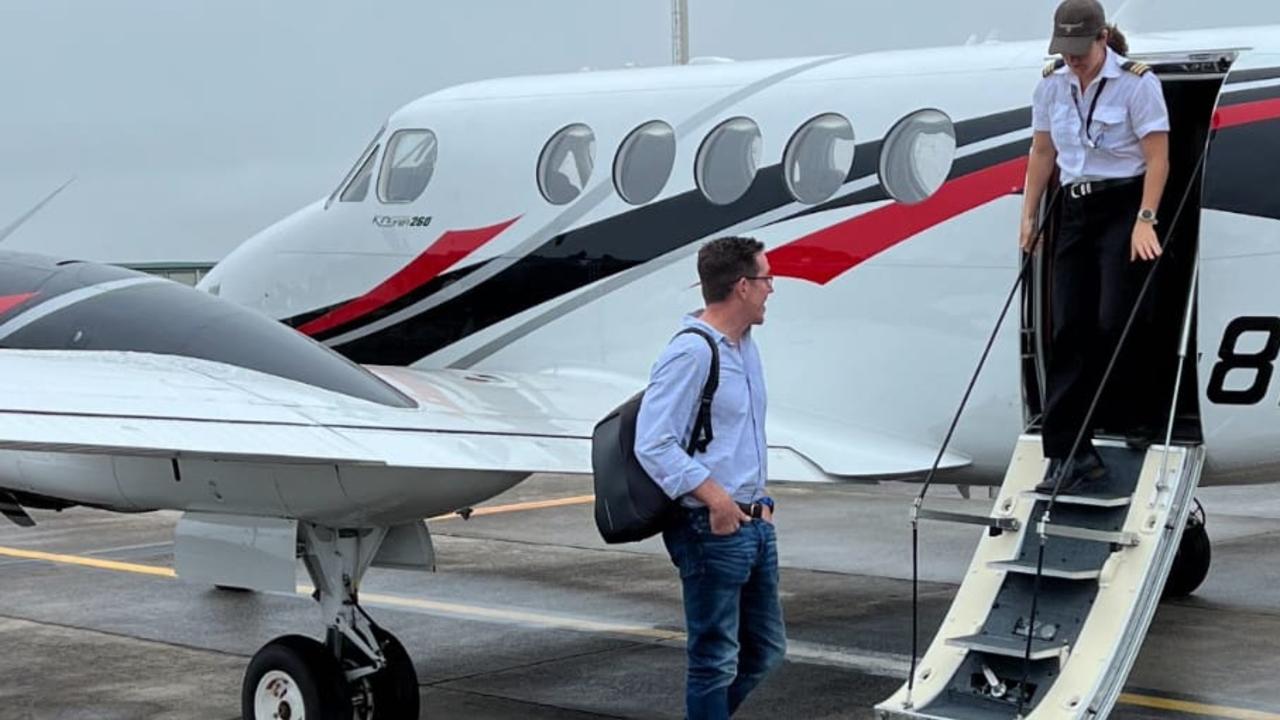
[0,350,608,473]
[0,349,966,480]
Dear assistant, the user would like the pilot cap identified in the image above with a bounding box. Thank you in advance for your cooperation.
[1048,0,1106,56]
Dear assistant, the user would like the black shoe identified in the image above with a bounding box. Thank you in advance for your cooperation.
[1035,453,1108,495]
[1034,458,1066,494]
[1059,452,1109,495]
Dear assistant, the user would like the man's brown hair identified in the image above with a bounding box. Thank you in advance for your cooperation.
[697,236,765,304]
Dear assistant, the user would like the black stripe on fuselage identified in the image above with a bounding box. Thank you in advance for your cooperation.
[282,263,483,341]
[1224,67,1280,85]
[325,106,1036,365]
[1203,84,1280,220]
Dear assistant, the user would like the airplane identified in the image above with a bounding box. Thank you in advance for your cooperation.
[1,19,1279,720]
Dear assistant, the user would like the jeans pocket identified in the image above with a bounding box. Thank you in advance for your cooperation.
[699,530,753,586]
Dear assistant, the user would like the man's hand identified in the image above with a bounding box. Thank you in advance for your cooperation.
[690,477,751,535]
[1131,221,1162,261]
[761,505,774,525]
[1019,215,1039,253]
[708,496,751,535]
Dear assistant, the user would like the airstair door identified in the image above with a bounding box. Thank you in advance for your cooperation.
[877,436,1204,720]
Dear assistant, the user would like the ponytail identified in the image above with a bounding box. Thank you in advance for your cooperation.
[1105,24,1128,55]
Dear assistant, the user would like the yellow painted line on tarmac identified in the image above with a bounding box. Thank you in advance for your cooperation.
[430,494,594,521]
[298,583,682,642]
[5,542,1280,719]
[0,545,176,577]
[1119,693,1280,720]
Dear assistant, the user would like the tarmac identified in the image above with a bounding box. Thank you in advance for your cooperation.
[1,474,1278,719]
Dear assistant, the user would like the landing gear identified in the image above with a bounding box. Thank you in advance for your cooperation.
[1163,499,1211,599]
[240,524,420,720]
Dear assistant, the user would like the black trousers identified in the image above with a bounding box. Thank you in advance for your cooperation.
[1041,180,1150,460]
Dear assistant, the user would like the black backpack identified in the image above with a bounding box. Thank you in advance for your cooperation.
[591,328,719,544]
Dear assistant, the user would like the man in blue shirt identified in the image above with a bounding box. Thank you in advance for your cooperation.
[635,236,784,720]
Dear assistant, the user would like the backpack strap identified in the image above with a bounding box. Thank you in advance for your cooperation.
[674,327,719,455]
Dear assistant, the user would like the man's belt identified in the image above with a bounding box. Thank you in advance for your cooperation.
[1066,175,1142,199]
[736,501,766,519]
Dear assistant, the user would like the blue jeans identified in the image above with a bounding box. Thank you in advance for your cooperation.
[663,508,787,720]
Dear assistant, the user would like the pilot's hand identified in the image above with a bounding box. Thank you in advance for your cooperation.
[709,499,750,535]
[1019,215,1039,252]
[761,505,774,525]
[1131,222,1162,261]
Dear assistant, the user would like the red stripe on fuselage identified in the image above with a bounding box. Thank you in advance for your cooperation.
[0,293,36,315]
[769,157,1029,285]
[1213,97,1280,130]
[298,217,520,336]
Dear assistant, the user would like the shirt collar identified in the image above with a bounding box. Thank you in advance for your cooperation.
[1055,47,1124,86]
[1100,47,1124,80]
[683,310,743,345]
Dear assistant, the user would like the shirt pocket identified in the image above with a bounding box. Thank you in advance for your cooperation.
[1049,102,1079,149]
[1090,105,1128,150]
[712,365,750,424]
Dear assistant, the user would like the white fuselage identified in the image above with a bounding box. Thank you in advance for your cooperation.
[204,26,1280,489]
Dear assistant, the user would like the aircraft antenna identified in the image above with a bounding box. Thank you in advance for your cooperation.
[672,0,689,65]
[0,177,75,245]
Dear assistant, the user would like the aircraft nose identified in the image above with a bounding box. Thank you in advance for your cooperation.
[199,200,329,318]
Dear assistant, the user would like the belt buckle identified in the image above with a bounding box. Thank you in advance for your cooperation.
[1069,181,1092,199]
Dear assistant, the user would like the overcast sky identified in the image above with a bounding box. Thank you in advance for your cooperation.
[0,0,1273,263]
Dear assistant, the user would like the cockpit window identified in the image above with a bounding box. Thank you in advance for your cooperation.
[0,260,415,409]
[327,125,384,209]
[879,109,955,205]
[538,123,596,205]
[340,149,378,202]
[378,129,439,204]
[784,113,855,205]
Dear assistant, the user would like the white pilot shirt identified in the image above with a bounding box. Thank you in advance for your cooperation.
[1032,47,1170,184]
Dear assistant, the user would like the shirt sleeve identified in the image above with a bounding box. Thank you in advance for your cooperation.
[1032,77,1053,133]
[1129,73,1171,138]
[634,343,712,500]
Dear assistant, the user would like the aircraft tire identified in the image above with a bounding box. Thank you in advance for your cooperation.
[363,626,420,719]
[243,634,351,720]
[1162,516,1211,599]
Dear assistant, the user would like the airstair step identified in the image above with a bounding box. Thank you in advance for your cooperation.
[947,633,1068,661]
[1023,489,1131,507]
[989,558,1101,580]
[876,440,1206,720]
[916,694,1023,720]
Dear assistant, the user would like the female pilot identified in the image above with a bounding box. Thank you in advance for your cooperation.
[1019,0,1170,493]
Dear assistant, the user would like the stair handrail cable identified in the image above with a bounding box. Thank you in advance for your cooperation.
[905,185,1063,707]
[1014,135,1213,717]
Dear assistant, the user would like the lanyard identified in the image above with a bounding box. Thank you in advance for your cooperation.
[1070,77,1109,148]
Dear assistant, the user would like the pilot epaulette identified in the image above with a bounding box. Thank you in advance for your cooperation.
[1122,60,1151,76]
[1042,58,1065,77]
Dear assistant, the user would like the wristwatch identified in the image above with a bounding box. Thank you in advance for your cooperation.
[1137,208,1158,225]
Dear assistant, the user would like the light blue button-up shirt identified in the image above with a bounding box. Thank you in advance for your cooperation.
[634,312,768,507]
